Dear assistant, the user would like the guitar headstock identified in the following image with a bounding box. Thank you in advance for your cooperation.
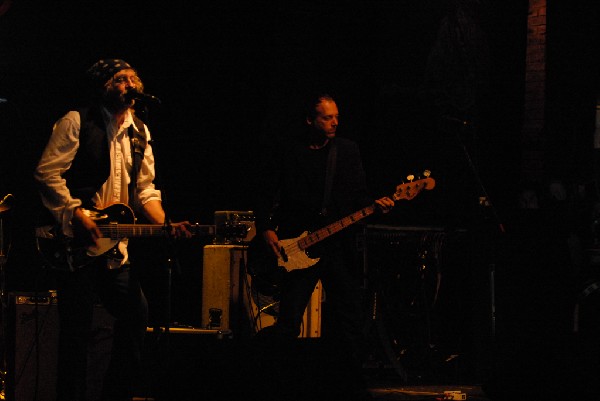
[393,170,436,201]
[0,193,15,213]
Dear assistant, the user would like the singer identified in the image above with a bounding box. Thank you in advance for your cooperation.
[34,58,191,401]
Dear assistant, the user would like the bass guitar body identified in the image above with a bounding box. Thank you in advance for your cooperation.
[246,233,321,297]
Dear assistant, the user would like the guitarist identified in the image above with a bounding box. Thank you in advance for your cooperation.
[33,59,191,401]
[252,92,394,393]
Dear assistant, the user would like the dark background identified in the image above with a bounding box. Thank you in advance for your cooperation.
[1,0,600,388]
[0,0,530,288]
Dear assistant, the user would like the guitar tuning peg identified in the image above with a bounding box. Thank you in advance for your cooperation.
[423,170,431,178]
[406,174,415,182]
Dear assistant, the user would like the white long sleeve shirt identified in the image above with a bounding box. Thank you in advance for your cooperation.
[34,107,162,238]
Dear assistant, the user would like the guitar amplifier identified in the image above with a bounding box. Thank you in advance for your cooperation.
[5,291,115,401]
[201,245,322,337]
[243,274,322,338]
[201,245,246,333]
[213,210,256,245]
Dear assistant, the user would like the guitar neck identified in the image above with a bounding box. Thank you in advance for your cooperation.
[97,223,216,239]
[298,204,376,250]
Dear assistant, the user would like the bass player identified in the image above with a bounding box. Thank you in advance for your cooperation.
[250,92,394,399]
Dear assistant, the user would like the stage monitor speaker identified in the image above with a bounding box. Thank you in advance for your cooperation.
[201,245,322,337]
[5,291,115,401]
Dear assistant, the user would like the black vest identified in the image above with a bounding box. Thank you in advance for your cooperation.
[63,106,147,208]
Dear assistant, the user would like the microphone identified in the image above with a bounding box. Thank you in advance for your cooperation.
[124,89,161,105]
[440,115,471,126]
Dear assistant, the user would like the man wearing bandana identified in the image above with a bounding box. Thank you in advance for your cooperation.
[34,59,191,401]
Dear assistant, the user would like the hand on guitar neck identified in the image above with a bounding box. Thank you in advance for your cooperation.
[374,196,395,214]
[140,199,194,239]
[168,221,194,238]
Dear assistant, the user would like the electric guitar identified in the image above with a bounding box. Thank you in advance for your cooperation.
[247,173,435,290]
[35,203,248,271]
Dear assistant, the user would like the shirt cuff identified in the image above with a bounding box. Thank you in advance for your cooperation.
[61,200,82,238]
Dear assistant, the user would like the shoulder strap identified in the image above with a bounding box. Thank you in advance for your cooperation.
[127,116,148,205]
[321,139,337,216]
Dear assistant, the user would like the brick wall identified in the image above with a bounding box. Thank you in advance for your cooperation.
[521,0,547,183]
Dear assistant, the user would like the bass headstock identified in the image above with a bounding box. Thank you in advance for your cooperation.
[393,170,436,201]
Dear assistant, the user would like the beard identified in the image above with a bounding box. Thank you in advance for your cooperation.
[102,90,133,112]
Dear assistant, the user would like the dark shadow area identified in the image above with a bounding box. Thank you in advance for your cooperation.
[1,1,600,400]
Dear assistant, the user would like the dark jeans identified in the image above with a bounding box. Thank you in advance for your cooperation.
[258,243,366,360]
[55,262,148,401]
[253,244,371,400]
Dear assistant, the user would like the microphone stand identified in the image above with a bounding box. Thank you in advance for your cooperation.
[134,102,179,399]
[443,116,505,381]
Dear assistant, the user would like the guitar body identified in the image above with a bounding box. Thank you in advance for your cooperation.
[36,203,136,271]
[246,231,322,296]
[278,232,321,271]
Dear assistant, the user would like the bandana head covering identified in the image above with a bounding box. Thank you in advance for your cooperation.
[86,59,135,87]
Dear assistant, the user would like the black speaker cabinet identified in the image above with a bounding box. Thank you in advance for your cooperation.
[5,291,115,401]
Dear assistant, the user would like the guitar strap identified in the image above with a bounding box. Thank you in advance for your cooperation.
[321,139,337,217]
[127,123,145,206]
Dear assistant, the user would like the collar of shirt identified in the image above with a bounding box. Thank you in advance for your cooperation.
[100,107,139,140]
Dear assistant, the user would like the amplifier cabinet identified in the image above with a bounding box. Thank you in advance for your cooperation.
[6,292,59,401]
[201,245,322,337]
[201,245,245,333]
[242,274,322,338]
[302,280,322,338]
[5,291,115,401]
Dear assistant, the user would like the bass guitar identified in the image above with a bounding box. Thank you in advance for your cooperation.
[36,203,247,271]
[247,173,435,290]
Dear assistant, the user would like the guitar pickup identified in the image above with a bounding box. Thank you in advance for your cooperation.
[279,246,288,262]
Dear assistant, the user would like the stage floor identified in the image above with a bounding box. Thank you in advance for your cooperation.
[131,332,599,401]
[132,335,496,401]
[367,382,489,401]
[133,384,491,401]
